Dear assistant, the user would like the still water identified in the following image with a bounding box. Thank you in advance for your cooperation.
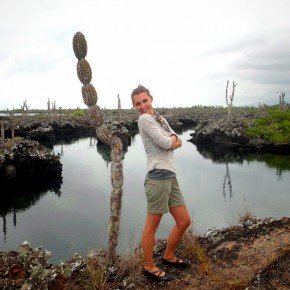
[1,130,290,263]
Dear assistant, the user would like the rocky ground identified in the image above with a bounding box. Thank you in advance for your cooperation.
[186,109,290,153]
[188,115,290,153]
[1,115,135,146]
[0,217,289,289]
[2,108,289,154]
[0,138,62,190]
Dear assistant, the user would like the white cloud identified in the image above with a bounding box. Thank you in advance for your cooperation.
[0,0,290,109]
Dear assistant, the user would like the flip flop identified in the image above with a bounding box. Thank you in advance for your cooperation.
[161,257,191,269]
[142,268,174,282]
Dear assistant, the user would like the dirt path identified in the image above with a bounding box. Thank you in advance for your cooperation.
[136,217,290,290]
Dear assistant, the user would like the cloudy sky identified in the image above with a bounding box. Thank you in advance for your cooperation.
[0,0,289,109]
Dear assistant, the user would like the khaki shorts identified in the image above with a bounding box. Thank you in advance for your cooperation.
[144,177,185,214]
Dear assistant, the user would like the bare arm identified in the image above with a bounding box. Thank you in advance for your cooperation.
[170,134,182,150]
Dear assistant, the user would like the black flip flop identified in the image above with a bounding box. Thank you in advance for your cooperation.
[142,268,174,282]
[161,257,191,269]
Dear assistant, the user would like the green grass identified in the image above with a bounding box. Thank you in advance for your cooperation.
[245,108,290,144]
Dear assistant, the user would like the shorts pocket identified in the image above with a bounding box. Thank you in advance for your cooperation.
[145,179,164,203]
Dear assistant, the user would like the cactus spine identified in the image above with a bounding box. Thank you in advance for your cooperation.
[72,32,123,263]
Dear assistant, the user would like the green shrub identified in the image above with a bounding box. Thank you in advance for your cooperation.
[246,108,290,144]
[71,109,86,117]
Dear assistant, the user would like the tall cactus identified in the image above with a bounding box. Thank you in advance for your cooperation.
[279,92,287,110]
[10,110,15,141]
[47,98,51,115]
[0,121,4,146]
[225,80,237,119]
[72,32,123,263]
[117,93,121,122]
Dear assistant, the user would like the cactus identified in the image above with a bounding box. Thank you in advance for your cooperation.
[117,93,121,110]
[50,100,56,122]
[47,98,51,112]
[279,92,287,110]
[0,121,4,146]
[77,59,92,85]
[73,32,87,60]
[20,100,29,122]
[82,84,98,107]
[72,32,123,263]
[108,136,123,262]
[117,93,121,121]
[88,106,104,127]
[73,33,110,145]
[96,125,113,145]
[8,109,16,141]
[226,81,237,119]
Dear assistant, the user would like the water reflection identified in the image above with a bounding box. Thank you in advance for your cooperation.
[96,142,129,165]
[196,145,290,176]
[46,135,131,166]
[196,146,245,164]
[194,145,290,201]
[1,185,61,242]
[42,134,96,151]
[44,134,126,261]
[246,154,290,179]
[222,162,233,200]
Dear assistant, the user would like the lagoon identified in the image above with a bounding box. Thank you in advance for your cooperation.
[1,129,289,263]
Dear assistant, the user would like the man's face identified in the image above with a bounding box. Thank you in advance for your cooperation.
[132,92,154,114]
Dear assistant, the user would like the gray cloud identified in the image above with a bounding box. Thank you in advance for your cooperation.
[230,37,290,87]
[203,30,290,106]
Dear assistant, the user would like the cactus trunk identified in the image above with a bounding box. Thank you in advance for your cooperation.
[73,32,124,263]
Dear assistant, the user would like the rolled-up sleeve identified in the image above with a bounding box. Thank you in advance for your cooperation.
[139,115,172,149]
[162,117,177,136]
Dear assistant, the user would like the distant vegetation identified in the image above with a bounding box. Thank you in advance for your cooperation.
[70,108,86,117]
[245,108,290,144]
[0,105,277,116]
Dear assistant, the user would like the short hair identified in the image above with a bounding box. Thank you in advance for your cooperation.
[131,85,152,104]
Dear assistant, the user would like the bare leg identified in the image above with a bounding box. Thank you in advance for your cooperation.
[142,214,164,273]
[163,205,191,260]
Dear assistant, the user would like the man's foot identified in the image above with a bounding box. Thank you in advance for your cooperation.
[142,266,174,282]
[161,256,191,268]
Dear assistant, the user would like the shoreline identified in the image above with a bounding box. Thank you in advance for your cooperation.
[1,107,289,154]
[0,216,289,289]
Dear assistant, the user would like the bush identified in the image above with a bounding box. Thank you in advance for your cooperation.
[71,109,86,117]
[246,108,290,144]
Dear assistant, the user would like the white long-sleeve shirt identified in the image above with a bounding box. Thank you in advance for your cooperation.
[138,113,177,174]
